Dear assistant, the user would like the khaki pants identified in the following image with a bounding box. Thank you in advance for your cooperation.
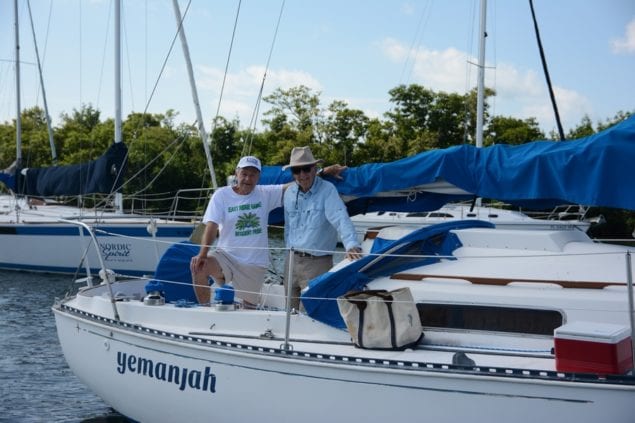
[283,251,333,311]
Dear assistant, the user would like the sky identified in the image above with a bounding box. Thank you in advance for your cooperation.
[1,0,634,139]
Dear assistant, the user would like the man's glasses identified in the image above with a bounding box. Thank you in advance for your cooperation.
[291,165,314,175]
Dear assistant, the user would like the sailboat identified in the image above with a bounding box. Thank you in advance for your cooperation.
[52,1,635,420]
[0,0,208,276]
[346,0,596,238]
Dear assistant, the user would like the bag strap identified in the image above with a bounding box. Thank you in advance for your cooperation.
[350,292,398,349]
[384,298,397,348]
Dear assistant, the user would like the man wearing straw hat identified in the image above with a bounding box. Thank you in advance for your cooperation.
[282,146,362,311]
[191,153,349,308]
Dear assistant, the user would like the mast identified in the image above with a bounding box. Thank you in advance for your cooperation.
[171,0,218,189]
[26,0,57,164]
[114,0,123,212]
[14,0,22,168]
[475,0,487,149]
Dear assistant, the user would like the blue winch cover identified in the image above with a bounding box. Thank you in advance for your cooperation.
[145,241,199,303]
[260,115,635,213]
[301,220,494,329]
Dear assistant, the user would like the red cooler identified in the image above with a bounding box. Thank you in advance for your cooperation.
[554,321,633,375]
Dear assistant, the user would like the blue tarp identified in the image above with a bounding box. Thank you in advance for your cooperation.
[301,220,494,328]
[145,241,200,303]
[17,142,128,197]
[261,115,635,213]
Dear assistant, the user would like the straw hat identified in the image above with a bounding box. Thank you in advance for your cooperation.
[282,146,324,170]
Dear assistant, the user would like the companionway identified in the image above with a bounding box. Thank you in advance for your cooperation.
[116,351,216,393]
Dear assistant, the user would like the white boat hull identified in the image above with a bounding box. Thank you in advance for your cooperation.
[0,196,194,275]
[53,287,635,423]
[0,221,193,275]
[352,204,591,243]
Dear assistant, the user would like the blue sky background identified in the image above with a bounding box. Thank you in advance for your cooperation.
[1,0,633,137]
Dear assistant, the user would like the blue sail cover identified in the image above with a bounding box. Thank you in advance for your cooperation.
[301,220,494,328]
[260,114,635,213]
[17,142,128,197]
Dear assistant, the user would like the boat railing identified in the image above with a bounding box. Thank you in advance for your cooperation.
[126,187,212,219]
[60,222,635,360]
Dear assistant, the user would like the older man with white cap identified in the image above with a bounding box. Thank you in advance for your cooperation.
[283,146,362,311]
[191,151,355,309]
[190,155,283,307]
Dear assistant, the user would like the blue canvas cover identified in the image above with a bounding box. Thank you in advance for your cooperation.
[145,241,200,303]
[17,142,128,197]
[260,115,635,214]
[301,220,494,328]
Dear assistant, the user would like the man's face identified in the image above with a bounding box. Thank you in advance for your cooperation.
[234,167,260,194]
[291,164,316,192]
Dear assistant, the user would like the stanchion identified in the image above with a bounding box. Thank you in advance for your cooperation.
[282,248,294,351]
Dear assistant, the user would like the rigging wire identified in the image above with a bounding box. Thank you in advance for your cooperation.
[209,0,243,156]
[121,2,136,112]
[104,0,192,202]
[95,0,113,110]
[528,0,565,141]
[462,0,478,144]
[141,0,192,119]
[25,0,56,163]
[243,0,286,156]
[398,1,433,87]
[489,0,497,123]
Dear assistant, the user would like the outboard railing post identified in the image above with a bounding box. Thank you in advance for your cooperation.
[282,248,294,351]
[626,251,635,369]
[60,219,120,321]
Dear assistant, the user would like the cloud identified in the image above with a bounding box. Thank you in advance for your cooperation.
[378,37,592,131]
[380,37,467,92]
[611,17,635,54]
[194,65,322,126]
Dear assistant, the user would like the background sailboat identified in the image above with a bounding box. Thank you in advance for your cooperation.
[344,0,595,236]
[0,0,204,276]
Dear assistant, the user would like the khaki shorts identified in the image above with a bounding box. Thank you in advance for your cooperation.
[209,249,266,306]
[283,252,333,311]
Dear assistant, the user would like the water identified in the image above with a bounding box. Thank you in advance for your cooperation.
[0,232,341,422]
[0,271,125,422]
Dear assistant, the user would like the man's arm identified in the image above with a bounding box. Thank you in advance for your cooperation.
[323,184,362,260]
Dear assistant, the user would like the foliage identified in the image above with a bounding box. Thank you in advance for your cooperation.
[0,86,632,237]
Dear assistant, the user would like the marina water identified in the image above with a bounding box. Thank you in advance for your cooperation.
[0,270,125,422]
[0,231,319,422]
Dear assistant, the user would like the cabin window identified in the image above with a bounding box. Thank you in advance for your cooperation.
[428,212,454,218]
[406,212,429,218]
[416,303,563,335]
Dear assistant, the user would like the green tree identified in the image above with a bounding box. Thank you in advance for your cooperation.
[321,100,369,166]
[486,116,544,145]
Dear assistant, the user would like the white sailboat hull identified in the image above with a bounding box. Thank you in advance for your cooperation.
[53,282,635,423]
[0,197,193,275]
[352,204,591,243]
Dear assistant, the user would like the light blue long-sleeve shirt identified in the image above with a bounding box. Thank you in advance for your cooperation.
[284,176,360,256]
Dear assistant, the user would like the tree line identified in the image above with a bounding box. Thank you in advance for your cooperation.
[0,84,632,237]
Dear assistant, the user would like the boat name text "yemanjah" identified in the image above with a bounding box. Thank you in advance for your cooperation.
[99,243,132,260]
[116,351,216,393]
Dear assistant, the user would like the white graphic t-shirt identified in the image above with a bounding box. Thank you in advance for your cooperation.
[203,185,283,267]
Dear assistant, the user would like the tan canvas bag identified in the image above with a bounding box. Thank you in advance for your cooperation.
[337,288,423,350]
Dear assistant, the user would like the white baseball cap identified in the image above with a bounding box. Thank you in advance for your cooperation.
[236,156,261,171]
